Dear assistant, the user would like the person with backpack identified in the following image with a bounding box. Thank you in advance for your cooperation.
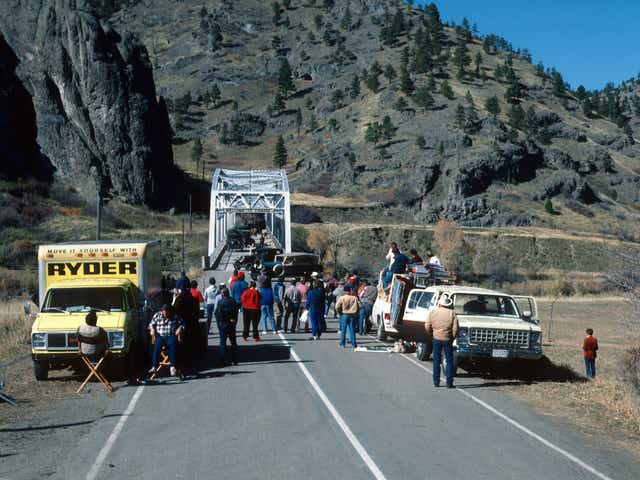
[214,288,239,366]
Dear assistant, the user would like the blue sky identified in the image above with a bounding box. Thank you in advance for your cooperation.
[415,1,639,91]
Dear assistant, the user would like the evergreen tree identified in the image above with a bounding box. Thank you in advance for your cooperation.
[394,96,408,112]
[340,6,352,30]
[412,86,434,112]
[314,14,323,31]
[551,71,566,97]
[295,108,303,137]
[544,198,554,215]
[219,123,230,145]
[438,141,445,159]
[229,117,243,144]
[381,115,396,140]
[507,103,525,130]
[384,64,397,81]
[330,89,344,109]
[365,122,382,144]
[208,84,221,107]
[465,90,475,106]
[400,66,415,94]
[370,61,383,78]
[191,138,203,169]
[323,0,335,10]
[452,38,471,78]
[474,52,482,77]
[364,69,380,93]
[283,0,291,9]
[272,91,286,114]
[524,106,538,135]
[440,80,454,99]
[278,58,295,97]
[504,82,523,104]
[272,1,282,25]
[416,135,426,149]
[485,95,500,117]
[465,103,480,134]
[454,104,466,130]
[309,113,318,130]
[274,136,288,168]
[349,73,361,98]
[426,74,436,91]
[623,122,634,140]
[400,47,411,69]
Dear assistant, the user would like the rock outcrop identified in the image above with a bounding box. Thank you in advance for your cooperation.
[0,0,175,206]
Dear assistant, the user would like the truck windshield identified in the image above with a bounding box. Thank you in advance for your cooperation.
[43,287,126,313]
[452,294,519,317]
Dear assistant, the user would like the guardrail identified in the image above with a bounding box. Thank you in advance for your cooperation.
[207,242,228,270]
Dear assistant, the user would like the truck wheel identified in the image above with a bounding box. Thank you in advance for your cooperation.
[442,353,459,377]
[376,319,387,342]
[415,341,433,361]
[33,360,49,380]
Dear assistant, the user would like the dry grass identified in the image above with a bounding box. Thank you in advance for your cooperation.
[502,297,640,452]
[291,193,380,208]
[0,299,32,362]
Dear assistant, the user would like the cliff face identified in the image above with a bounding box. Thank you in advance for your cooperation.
[0,0,174,205]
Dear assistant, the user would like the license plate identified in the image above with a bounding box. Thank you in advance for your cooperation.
[492,349,509,358]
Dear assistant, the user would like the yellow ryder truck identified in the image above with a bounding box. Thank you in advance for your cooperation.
[31,241,164,380]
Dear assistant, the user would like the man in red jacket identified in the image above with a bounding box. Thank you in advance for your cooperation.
[241,281,262,342]
[583,328,598,379]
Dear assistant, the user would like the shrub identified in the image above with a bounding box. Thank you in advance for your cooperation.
[550,279,575,297]
[291,226,310,252]
[620,348,640,396]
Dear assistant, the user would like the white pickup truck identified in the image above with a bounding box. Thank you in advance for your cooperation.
[372,274,543,373]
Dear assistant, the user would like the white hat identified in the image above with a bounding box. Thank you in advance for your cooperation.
[311,271,319,278]
[438,295,453,308]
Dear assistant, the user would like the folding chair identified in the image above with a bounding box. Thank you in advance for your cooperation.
[149,335,171,380]
[76,346,113,395]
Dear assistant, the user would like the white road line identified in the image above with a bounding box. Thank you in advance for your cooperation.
[399,353,615,480]
[279,333,387,480]
[86,385,145,480]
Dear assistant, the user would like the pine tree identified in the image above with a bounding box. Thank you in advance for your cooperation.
[272,91,286,114]
[274,136,288,168]
[330,89,344,109]
[350,73,361,98]
[309,113,318,130]
[295,108,303,137]
[278,58,295,97]
[454,104,466,130]
[524,106,537,135]
[209,84,221,107]
[426,74,436,91]
[544,198,554,215]
[416,135,426,149]
[191,138,203,169]
[551,71,566,97]
[507,103,525,130]
[438,141,445,159]
[384,64,397,81]
[340,6,352,30]
[465,103,480,134]
[283,0,291,9]
[370,61,383,78]
[412,86,434,112]
[485,95,500,117]
[440,80,454,100]
[474,52,482,77]
[452,38,471,78]
[219,123,230,145]
[230,117,243,144]
[381,115,396,140]
[400,66,414,94]
[272,1,282,25]
[364,69,380,93]
[465,90,475,106]
[394,96,408,112]
[365,123,381,144]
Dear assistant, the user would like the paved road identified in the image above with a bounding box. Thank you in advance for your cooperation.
[54,313,639,480]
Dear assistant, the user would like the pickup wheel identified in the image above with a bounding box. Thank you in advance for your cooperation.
[442,353,459,377]
[415,341,433,361]
[33,360,49,380]
[376,318,387,342]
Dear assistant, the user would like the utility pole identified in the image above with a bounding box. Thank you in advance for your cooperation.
[96,189,102,241]
[182,217,186,272]
[189,194,193,233]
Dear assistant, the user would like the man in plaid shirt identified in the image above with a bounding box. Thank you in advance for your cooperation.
[149,304,185,376]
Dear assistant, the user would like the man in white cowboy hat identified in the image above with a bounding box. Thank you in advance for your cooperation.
[425,294,459,388]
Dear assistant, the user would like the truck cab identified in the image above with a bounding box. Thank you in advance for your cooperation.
[373,277,543,371]
[31,241,163,380]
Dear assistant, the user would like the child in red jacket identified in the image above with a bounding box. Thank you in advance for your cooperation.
[583,328,598,379]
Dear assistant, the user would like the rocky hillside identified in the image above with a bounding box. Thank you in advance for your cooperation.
[0,0,176,206]
[96,0,640,236]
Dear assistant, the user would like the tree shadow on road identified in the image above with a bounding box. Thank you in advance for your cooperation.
[461,356,587,384]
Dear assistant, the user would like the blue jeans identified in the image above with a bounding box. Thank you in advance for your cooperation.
[151,335,177,368]
[358,303,372,334]
[218,321,237,362]
[206,304,215,330]
[432,340,454,387]
[585,358,596,378]
[261,305,278,332]
[339,314,357,347]
[309,308,323,337]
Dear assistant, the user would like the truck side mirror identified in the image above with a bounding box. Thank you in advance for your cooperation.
[522,310,532,318]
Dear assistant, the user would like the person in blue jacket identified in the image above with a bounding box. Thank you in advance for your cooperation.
[306,281,326,340]
[231,271,248,305]
[259,284,278,334]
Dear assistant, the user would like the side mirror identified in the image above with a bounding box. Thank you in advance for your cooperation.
[522,310,532,318]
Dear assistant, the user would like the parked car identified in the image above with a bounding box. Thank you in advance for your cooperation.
[260,253,322,279]
[235,247,282,273]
